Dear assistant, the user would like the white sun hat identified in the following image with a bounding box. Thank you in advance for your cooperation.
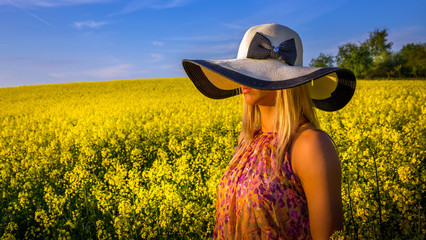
[182,23,356,111]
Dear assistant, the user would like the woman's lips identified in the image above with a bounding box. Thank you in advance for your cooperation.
[241,86,252,93]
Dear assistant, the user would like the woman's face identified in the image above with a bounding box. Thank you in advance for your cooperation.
[241,85,277,106]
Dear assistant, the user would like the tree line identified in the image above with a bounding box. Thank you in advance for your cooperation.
[310,29,426,79]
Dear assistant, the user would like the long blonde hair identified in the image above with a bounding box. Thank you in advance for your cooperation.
[232,83,320,175]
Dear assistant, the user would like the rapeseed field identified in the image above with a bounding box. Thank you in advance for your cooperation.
[0,78,424,239]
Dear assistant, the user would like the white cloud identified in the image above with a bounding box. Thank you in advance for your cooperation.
[85,64,135,78]
[221,22,247,31]
[73,20,109,30]
[150,0,192,9]
[151,64,186,76]
[389,25,426,51]
[2,0,55,27]
[49,64,146,79]
[157,64,175,69]
[48,72,67,78]
[150,53,164,62]
[338,32,370,46]
[175,42,239,54]
[0,0,112,7]
[169,34,239,42]
[111,0,194,15]
[152,41,164,46]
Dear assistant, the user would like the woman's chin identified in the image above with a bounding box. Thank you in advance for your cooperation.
[244,96,275,106]
[243,95,256,105]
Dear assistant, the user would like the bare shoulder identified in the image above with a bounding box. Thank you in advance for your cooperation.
[291,129,343,237]
[290,129,339,178]
[292,129,335,153]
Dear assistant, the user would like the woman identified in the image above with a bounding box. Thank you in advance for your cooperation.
[182,24,356,239]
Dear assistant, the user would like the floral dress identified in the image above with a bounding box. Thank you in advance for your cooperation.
[213,128,311,240]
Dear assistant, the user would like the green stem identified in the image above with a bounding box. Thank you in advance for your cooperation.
[345,172,358,240]
[366,143,383,240]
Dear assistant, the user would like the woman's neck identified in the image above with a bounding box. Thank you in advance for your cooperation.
[258,105,275,132]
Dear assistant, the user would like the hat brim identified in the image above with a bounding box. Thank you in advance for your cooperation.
[182,58,356,111]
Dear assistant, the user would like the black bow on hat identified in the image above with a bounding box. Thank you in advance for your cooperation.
[247,32,297,66]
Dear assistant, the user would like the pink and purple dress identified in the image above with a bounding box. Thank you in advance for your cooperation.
[213,128,312,239]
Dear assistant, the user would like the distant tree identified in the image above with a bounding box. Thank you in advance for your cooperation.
[309,53,334,67]
[399,43,426,78]
[317,28,425,79]
[373,52,405,78]
[363,28,393,57]
[362,29,394,78]
[336,43,373,78]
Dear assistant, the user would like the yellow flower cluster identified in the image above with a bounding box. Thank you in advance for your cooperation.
[0,79,424,239]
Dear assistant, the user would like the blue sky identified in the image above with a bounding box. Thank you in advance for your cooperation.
[0,0,425,87]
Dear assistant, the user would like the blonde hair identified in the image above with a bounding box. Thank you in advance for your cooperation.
[231,83,320,176]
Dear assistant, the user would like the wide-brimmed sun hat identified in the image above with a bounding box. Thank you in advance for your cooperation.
[182,23,356,111]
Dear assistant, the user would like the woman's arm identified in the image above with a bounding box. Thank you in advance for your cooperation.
[291,129,343,240]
